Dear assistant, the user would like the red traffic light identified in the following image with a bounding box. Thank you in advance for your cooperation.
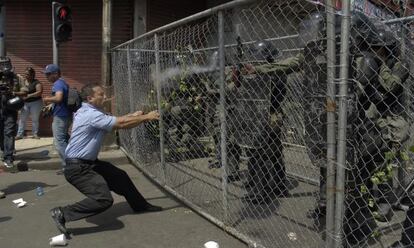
[56,6,71,21]
[53,2,72,43]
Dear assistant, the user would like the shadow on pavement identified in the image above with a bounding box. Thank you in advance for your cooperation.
[16,150,51,162]
[70,201,181,236]
[69,202,129,236]
[1,181,58,194]
[0,216,12,223]
[17,144,52,153]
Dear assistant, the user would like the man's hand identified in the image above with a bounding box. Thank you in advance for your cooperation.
[145,110,160,121]
[43,103,53,112]
[128,110,144,117]
[41,103,54,118]
[43,97,51,105]
[114,110,159,130]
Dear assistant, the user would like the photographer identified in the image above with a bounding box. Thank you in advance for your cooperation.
[0,57,24,169]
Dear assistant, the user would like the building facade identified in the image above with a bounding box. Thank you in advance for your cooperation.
[4,0,221,135]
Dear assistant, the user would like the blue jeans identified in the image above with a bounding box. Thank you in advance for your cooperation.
[52,116,71,167]
[17,99,43,136]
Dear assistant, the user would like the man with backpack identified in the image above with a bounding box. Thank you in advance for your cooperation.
[43,64,71,171]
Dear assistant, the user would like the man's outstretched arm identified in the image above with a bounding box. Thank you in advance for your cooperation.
[113,110,159,130]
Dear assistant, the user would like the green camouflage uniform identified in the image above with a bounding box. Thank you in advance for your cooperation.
[344,52,410,245]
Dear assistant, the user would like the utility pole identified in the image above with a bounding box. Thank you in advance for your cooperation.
[102,0,112,112]
[0,1,6,57]
[52,2,59,65]
[101,0,118,150]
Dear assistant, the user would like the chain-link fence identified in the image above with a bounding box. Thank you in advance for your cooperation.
[111,0,414,247]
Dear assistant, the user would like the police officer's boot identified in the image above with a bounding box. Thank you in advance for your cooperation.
[264,161,289,199]
[225,143,241,183]
[243,148,260,188]
[243,164,269,204]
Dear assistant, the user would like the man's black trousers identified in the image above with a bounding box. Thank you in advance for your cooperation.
[62,159,149,222]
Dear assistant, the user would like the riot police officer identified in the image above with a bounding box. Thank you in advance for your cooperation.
[299,10,338,219]
[0,57,24,168]
[343,14,410,246]
[240,40,302,204]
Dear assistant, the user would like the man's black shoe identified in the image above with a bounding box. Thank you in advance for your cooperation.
[145,204,163,212]
[389,241,413,248]
[50,207,70,238]
[135,203,163,213]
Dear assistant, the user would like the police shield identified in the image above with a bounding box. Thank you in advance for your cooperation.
[234,64,273,148]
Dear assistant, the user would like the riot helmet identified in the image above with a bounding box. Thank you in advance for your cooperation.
[131,51,146,66]
[250,40,279,63]
[355,52,380,84]
[350,11,378,47]
[298,11,326,47]
[370,27,397,47]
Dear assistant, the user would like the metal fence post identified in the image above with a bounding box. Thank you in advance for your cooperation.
[334,0,352,247]
[325,1,337,247]
[218,10,229,222]
[126,44,138,157]
[154,33,166,185]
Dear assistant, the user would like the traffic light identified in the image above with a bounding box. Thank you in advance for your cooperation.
[53,2,72,43]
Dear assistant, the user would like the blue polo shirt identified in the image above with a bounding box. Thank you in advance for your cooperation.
[52,78,70,117]
[65,103,116,162]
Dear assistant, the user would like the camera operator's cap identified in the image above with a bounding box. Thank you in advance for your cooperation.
[43,64,60,74]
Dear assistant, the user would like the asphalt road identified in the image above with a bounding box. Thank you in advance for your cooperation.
[0,138,246,248]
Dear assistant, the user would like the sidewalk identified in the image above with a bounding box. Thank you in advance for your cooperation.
[0,137,246,248]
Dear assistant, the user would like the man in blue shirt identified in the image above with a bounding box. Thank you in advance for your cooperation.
[43,64,70,170]
[50,83,162,238]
